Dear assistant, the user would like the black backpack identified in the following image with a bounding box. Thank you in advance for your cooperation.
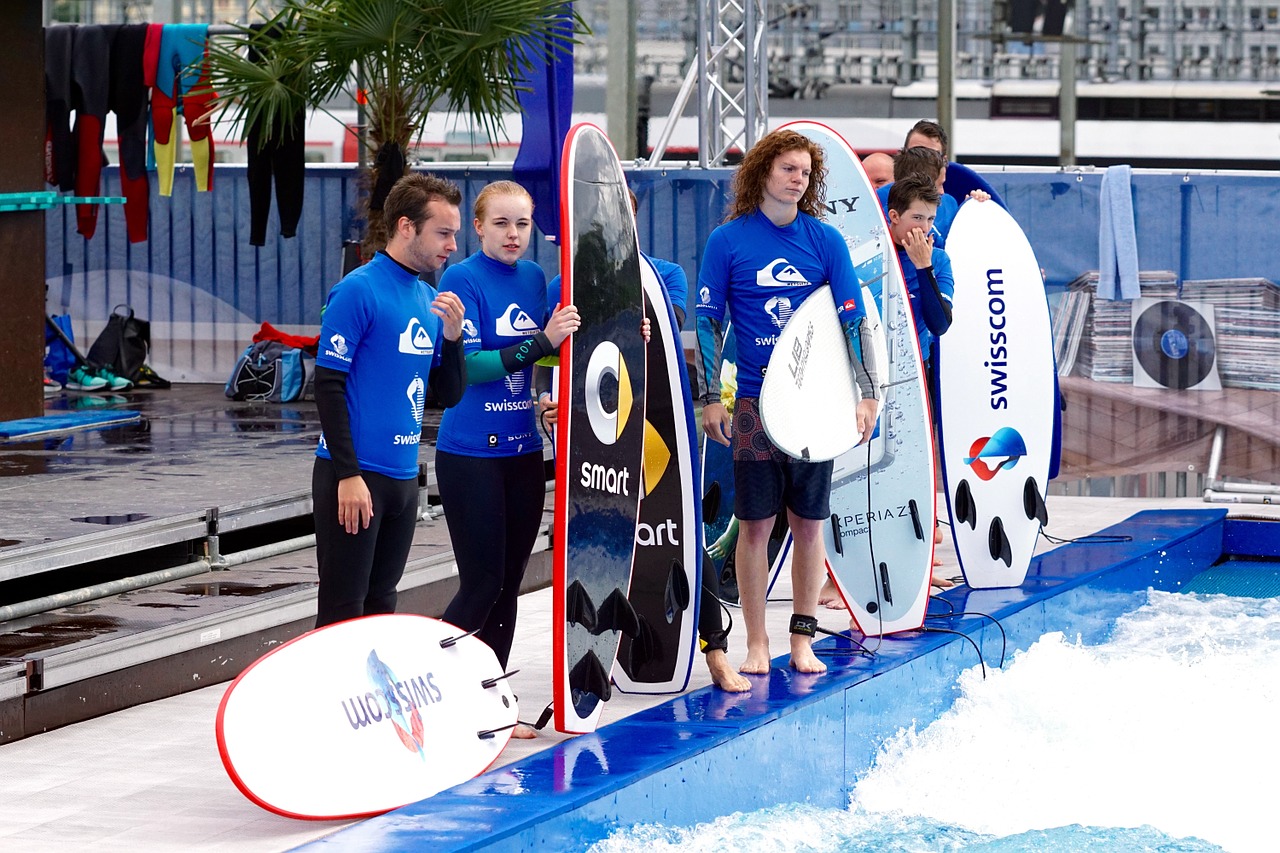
[87,304,154,382]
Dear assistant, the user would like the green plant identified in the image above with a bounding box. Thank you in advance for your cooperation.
[204,0,583,255]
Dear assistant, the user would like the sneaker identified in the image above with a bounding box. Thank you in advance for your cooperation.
[43,376,60,397]
[65,365,108,391]
[133,363,171,389]
[94,366,133,391]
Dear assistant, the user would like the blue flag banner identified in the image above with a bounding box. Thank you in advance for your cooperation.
[513,14,574,244]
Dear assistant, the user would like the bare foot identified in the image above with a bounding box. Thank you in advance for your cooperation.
[739,640,772,675]
[511,724,537,739]
[934,525,944,544]
[789,634,827,674]
[706,649,751,692]
[818,577,839,606]
[931,574,955,589]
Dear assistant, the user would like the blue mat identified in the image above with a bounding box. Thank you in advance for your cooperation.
[0,410,142,440]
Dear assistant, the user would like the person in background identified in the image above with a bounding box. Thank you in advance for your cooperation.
[436,181,580,739]
[861,151,894,190]
[878,120,989,247]
[312,173,467,629]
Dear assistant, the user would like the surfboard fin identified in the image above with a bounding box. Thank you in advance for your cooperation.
[878,561,894,606]
[477,722,519,740]
[954,479,977,529]
[664,559,690,622]
[988,517,1013,567]
[594,587,641,638]
[702,480,722,524]
[1023,477,1049,526]
[829,513,844,556]
[439,625,481,649]
[569,650,612,702]
[622,615,659,672]
[908,499,925,541]
[480,670,520,689]
[565,579,598,633]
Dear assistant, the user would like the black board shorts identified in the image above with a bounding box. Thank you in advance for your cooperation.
[731,396,833,521]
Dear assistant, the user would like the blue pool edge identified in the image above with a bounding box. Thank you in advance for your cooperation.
[301,507,1262,851]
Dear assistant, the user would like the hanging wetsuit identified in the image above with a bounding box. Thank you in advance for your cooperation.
[68,25,117,239]
[45,25,77,192]
[151,23,216,197]
[246,25,305,247]
[110,24,151,244]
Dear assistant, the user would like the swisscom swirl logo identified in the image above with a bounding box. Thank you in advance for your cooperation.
[963,426,1027,481]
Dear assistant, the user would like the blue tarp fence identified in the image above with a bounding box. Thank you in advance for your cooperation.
[46,164,1280,343]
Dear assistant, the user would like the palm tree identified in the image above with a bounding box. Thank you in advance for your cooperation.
[204,0,583,256]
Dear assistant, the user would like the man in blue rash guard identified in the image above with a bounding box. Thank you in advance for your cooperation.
[695,128,884,676]
[312,173,467,628]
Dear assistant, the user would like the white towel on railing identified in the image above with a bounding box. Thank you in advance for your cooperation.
[1098,164,1140,300]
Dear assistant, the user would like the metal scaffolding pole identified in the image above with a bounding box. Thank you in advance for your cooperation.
[645,0,768,167]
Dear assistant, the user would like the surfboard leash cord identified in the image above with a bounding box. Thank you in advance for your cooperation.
[813,624,876,660]
[924,607,1008,669]
[520,701,555,733]
[862,428,886,651]
[919,625,988,680]
[1038,530,1134,546]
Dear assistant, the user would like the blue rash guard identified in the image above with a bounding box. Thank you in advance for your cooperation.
[314,251,448,479]
[888,243,955,361]
[694,210,870,402]
[437,251,550,457]
[876,183,959,248]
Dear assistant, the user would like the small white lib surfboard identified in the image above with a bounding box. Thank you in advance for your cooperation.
[760,284,865,463]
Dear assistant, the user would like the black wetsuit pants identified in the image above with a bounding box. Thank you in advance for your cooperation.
[437,450,545,669]
[313,459,420,629]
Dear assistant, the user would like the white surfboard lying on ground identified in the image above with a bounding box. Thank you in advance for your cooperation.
[216,614,518,820]
[938,200,1054,589]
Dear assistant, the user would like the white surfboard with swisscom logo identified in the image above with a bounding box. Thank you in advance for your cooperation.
[216,614,518,820]
[782,120,936,637]
[938,201,1054,589]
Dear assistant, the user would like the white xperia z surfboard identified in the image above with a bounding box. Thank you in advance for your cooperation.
[784,120,936,637]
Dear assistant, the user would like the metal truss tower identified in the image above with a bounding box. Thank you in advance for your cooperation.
[646,0,768,167]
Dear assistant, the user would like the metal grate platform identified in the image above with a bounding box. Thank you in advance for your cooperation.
[1181,560,1280,598]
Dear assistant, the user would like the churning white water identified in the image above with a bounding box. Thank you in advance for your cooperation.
[592,590,1280,852]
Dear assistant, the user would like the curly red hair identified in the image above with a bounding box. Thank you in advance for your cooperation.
[726,129,829,221]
